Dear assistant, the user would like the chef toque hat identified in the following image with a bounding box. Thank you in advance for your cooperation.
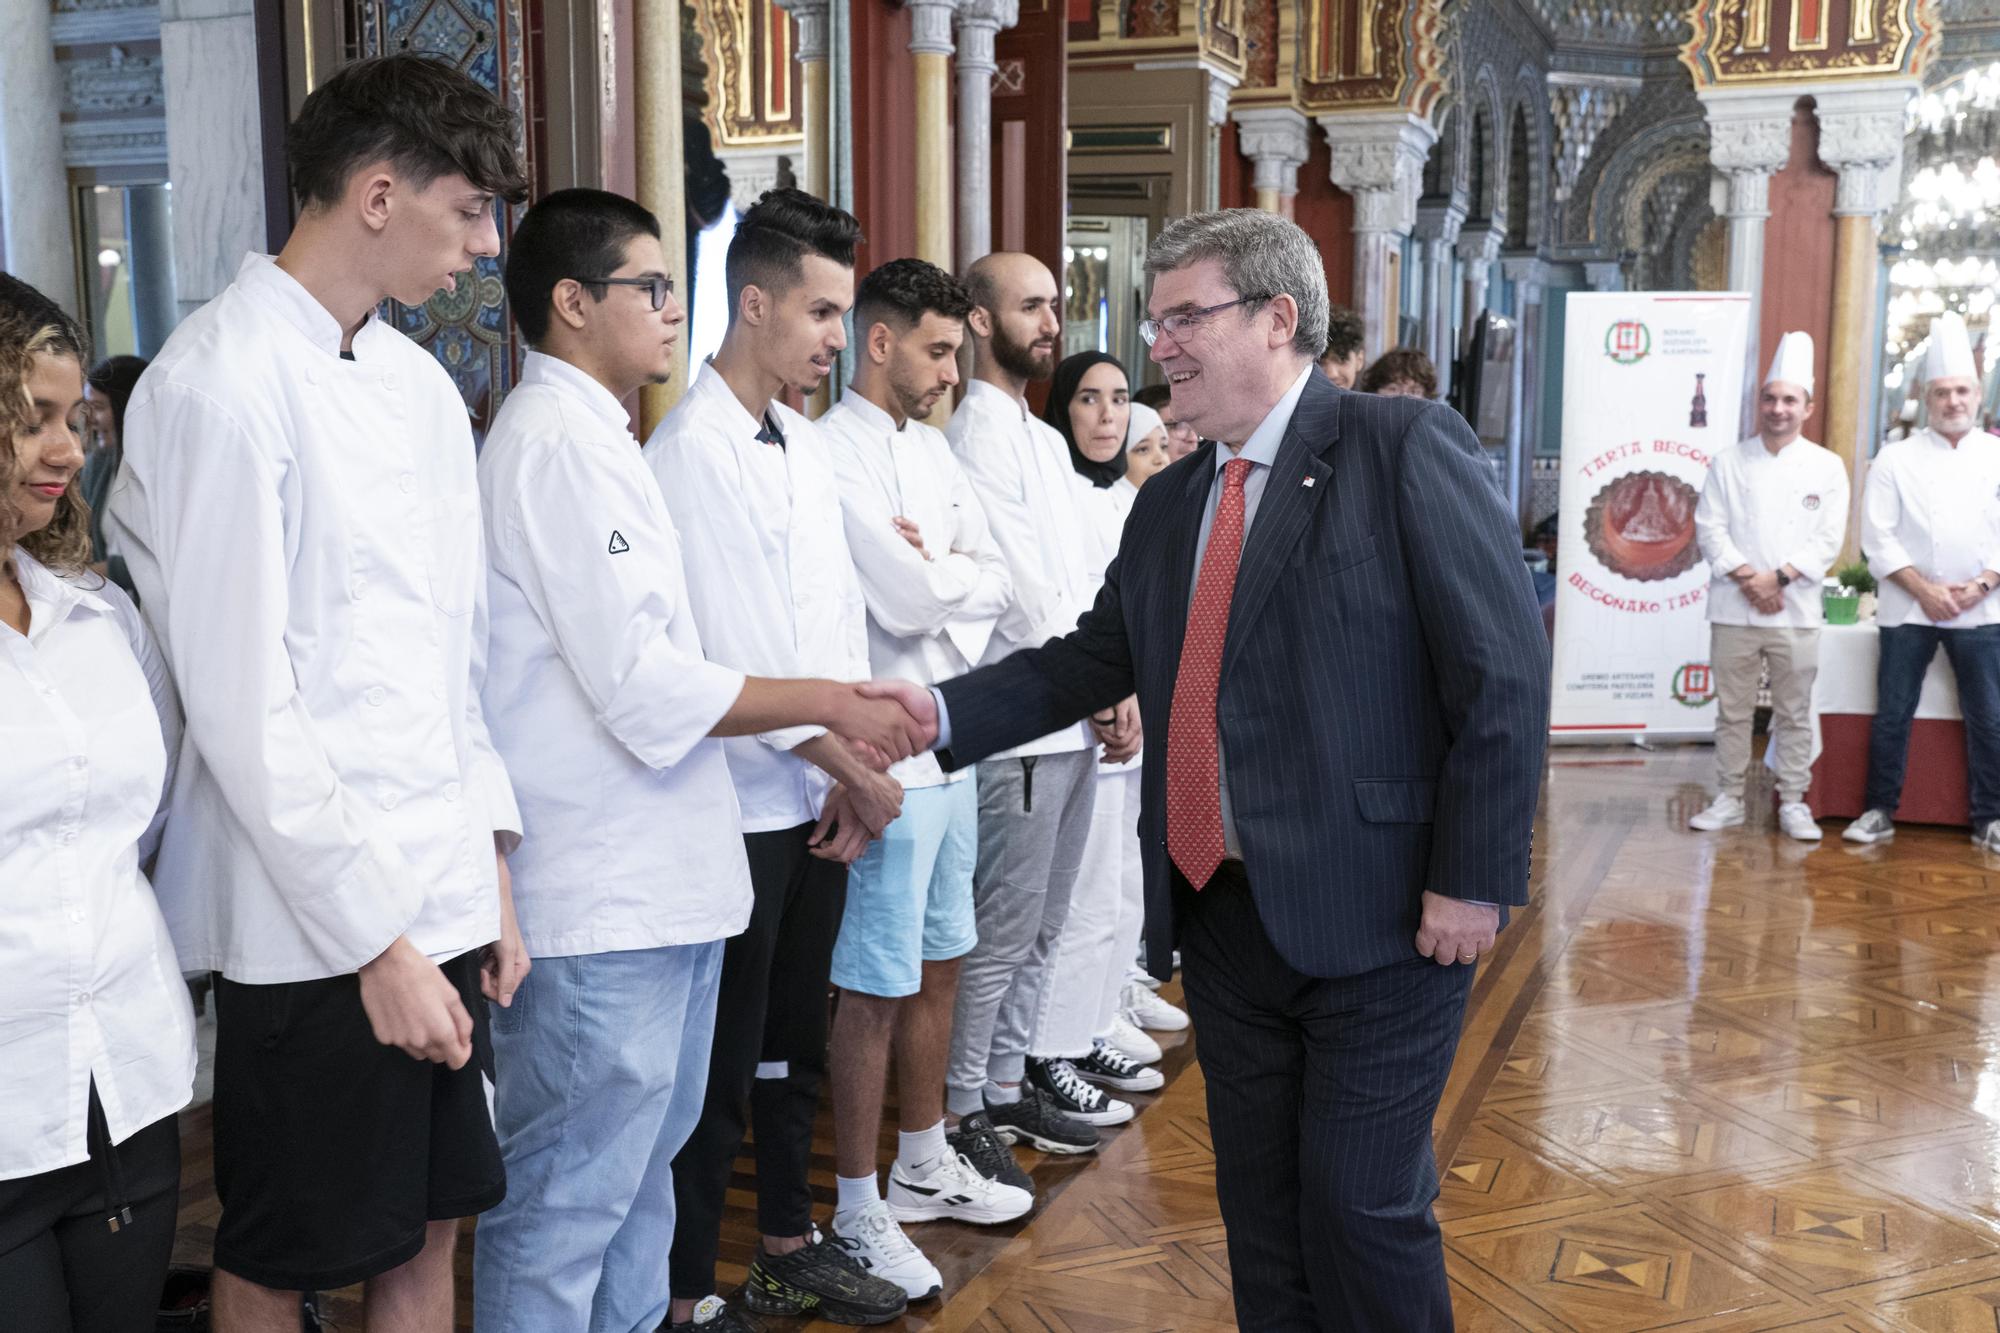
[1764,330,1815,395]
[1923,312,1978,383]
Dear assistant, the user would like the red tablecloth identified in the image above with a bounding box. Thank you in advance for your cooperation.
[1805,715,1970,826]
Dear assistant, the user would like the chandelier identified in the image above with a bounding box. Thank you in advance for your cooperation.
[1884,62,2000,374]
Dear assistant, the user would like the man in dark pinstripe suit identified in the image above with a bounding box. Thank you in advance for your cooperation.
[870,209,1549,1329]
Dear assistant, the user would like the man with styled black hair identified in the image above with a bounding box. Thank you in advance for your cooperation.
[472,187,925,1333]
[108,52,530,1331]
[646,188,910,1330]
[818,259,1032,1302]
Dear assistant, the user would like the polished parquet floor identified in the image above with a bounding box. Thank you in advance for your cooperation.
[171,743,2000,1330]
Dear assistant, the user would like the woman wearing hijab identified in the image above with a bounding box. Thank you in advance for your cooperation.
[1018,353,1181,1129]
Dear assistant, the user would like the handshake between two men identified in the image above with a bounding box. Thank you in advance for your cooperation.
[798,679,1144,864]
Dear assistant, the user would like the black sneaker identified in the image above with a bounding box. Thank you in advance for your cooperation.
[985,1083,1101,1154]
[664,1295,763,1330]
[1073,1038,1165,1093]
[742,1227,908,1325]
[1028,1056,1136,1126]
[949,1109,1035,1195]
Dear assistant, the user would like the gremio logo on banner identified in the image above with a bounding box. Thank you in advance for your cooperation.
[1604,320,1651,365]
[1672,663,1717,708]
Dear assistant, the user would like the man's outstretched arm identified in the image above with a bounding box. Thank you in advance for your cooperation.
[872,547,1140,767]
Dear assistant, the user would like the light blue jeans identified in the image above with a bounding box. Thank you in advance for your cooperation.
[474,940,724,1333]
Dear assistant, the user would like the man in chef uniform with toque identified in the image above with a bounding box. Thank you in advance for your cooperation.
[1690,331,1849,842]
[1844,312,2000,853]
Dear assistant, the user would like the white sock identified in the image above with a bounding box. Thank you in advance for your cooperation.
[984,1079,1022,1105]
[897,1119,950,1172]
[834,1172,880,1218]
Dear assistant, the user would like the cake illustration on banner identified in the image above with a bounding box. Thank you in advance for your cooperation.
[1584,470,1699,582]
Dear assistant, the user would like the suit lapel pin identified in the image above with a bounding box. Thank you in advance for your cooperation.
[1302,477,1316,488]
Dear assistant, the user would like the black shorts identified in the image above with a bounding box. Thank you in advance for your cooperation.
[211,950,505,1292]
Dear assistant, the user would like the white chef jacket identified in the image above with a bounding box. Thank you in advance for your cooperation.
[1864,427,2000,629]
[643,361,870,831]
[1,549,195,1180]
[946,379,1095,758]
[822,391,1012,789]
[479,352,753,957]
[106,253,521,983]
[1695,435,1850,627]
[1074,474,1144,775]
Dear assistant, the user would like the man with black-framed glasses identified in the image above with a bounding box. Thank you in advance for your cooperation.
[472,187,925,1332]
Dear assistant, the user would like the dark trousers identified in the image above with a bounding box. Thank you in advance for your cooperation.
[1177,866,1473,1332]
[669,822,848,1299]
[1866,622,2000,826]
[0,1087,181,1333]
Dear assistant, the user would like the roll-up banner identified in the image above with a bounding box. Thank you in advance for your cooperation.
[1550,292,1752,740]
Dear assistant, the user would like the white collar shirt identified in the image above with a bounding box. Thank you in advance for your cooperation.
[1864,427,2000,628]
[946,378,1096,756]
[106,253,521,983]
[822,392,1013,788]
[643,361,869,830]
[1192,363,1314,857]
[1,549,196,1180]
[479,353,752,955]
[1695,435,1850,627]
[1074,473,1143,773]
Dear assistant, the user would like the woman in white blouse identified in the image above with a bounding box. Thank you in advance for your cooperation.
[0,277,195,1330]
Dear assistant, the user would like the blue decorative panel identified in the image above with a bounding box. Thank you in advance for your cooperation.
[359,0,531,435]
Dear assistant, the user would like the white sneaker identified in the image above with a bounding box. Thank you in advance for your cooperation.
[1843,808,1896,844]
[830,1200,942,1302]
[1104,1012,1163,1065]
[1122,980,1189,1033]
[888,1149,1033,1225]
[1777,802,1822,842]
[1973,819,2000,854]
[1688,793,1746,831]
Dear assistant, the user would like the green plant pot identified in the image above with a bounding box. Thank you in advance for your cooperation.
[1824,591,1860,625]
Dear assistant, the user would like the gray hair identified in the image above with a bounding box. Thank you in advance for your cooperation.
[1144,209,1329,359]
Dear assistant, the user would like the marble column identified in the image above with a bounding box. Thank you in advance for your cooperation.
[1233,106,1310,216]
[953,0,1016,268]
[1813,81,1912,550]
[1202,68,1237,213]
[160,0,267,323]
[1500,254,1548,514]
[1413,202,1464,397]
[1583,259,1625,293]
[1321,110,1435,359]
[774,0,832,200]
[126,186,178,356]
[1698,89,1793,435]
[1,4,77,313]
[907,0,956,271]
[1455,223,1502,355]
[635,0,687,427]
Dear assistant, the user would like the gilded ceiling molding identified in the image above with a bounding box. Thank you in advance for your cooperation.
[1297,0,1447,115]
[694,0,802,150]
[1679,0,1941,87]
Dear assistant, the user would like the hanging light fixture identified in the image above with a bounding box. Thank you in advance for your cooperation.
[1883,61,2000,370]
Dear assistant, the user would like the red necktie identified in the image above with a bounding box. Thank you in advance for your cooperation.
[1167,457,1253,889]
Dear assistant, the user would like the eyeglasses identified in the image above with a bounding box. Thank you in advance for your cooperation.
[577,275,676,310]
[1138,293,1272,347]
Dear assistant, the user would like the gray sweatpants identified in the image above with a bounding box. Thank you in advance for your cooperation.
[946,748,1098,1111]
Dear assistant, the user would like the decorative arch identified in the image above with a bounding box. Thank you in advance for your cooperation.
[1571,112,1710,250]
[1421,101,1460,202]
[1504,106,1531,247]
[1618,147,1713,289]
[1504,64,1552,246]
[1466,64,1506,223]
